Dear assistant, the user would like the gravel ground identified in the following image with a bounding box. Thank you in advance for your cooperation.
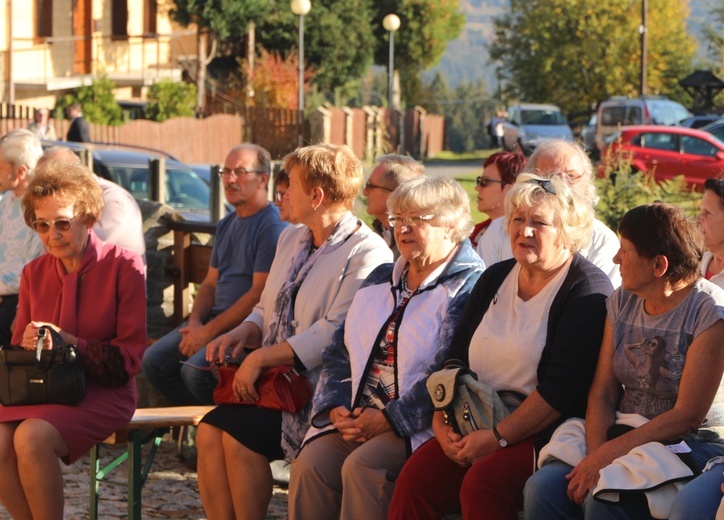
[0,439,289,519]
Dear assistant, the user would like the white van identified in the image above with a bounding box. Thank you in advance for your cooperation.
[594,96,691,152]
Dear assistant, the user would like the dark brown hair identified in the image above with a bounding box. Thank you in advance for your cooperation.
[618,203,702,284]
[704,177,724,208]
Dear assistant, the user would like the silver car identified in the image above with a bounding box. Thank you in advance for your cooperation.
[501,103,574,155]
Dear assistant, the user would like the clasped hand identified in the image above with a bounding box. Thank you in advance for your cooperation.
[565,453,606,505]
[178,320,211,357]
[331,406,390,443]
[19,321,72,350]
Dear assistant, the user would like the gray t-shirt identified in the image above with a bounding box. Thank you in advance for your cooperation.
[210,203,288,314]
[608,279,724,431]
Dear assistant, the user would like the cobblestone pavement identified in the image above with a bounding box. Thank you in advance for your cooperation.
[0,440,289,519]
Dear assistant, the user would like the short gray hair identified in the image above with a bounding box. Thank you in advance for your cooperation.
[375,154,425,189]
[387,176,473,243]
[526,140,598,207]
[504,173,594,254]
[229,143,272,174]
[0,129,43,174]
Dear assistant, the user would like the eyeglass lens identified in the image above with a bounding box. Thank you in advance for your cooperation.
[219,167,262,178]
[32,218,73,233]
[476,176,506,188]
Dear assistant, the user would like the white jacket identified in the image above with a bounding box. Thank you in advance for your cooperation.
[244,216,392,371]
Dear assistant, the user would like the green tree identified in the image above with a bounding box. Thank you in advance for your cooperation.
[490,0,696,115]
[371,0,465,106]
[441,80,492,152]
[703,0,724,102]
[56,75,123,126]
[169,0,271,113]
[256,0,375,94]
[145,80,197,121]
[169,0,270,40]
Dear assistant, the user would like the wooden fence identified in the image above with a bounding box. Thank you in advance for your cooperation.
[0,102,444,163]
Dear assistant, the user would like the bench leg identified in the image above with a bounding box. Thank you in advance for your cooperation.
[127,430,143,520]
[89,444,101,520]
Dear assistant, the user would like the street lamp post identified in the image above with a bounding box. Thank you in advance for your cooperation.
[382,14,401,111]
[291,0,311,147]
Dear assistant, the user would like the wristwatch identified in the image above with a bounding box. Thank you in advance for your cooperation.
[493,426,508,448]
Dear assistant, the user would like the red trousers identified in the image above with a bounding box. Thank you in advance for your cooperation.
[388,436,537,520]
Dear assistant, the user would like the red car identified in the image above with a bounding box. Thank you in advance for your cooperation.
[600,125,724,190]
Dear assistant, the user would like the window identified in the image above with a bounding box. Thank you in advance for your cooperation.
[681,136,718,157]
[35,0,53,39]
[144,0,158,35]
[641,133,678,152]
[112,0,128,39]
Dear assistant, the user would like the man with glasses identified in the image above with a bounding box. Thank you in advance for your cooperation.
[0,130,44,346]
[142,143,288,405]
[477,140,621,286]
[362,154,424,259]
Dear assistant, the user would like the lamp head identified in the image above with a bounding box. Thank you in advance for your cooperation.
[291,0,311,16]
[382,14,401,32]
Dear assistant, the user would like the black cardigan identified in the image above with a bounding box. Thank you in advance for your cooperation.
[449,254,614,422]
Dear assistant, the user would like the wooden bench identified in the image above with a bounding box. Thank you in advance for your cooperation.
[89,406,214,520]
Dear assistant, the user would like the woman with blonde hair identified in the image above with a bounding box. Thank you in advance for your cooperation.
[196,144,392,520]
[389,173,613,519]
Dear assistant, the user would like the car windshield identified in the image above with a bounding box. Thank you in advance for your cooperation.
[520,110,567,125]
[106,166,210,210]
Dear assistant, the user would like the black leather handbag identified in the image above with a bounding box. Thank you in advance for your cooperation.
[0,326,87,406]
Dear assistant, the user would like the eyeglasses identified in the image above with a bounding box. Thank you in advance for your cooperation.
[218,167,265,178]
[525,178,557,195]
[365,181,392,192]
[476,176,508,188]
[31,216,76,233]
[274,191,286,202]
[387,214,435,228]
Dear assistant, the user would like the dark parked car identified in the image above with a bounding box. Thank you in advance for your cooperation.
[701,119,724,143]
[42,141,215,222]
[679,115,723,129]
[599,125,724,190]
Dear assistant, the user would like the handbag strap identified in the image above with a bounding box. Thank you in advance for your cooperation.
[35,326,72,372]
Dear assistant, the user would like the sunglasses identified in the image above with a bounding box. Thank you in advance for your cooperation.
[31,216,76,233]
[525,178,557,195]
[476,176,508,188]
[218,167,265,178]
